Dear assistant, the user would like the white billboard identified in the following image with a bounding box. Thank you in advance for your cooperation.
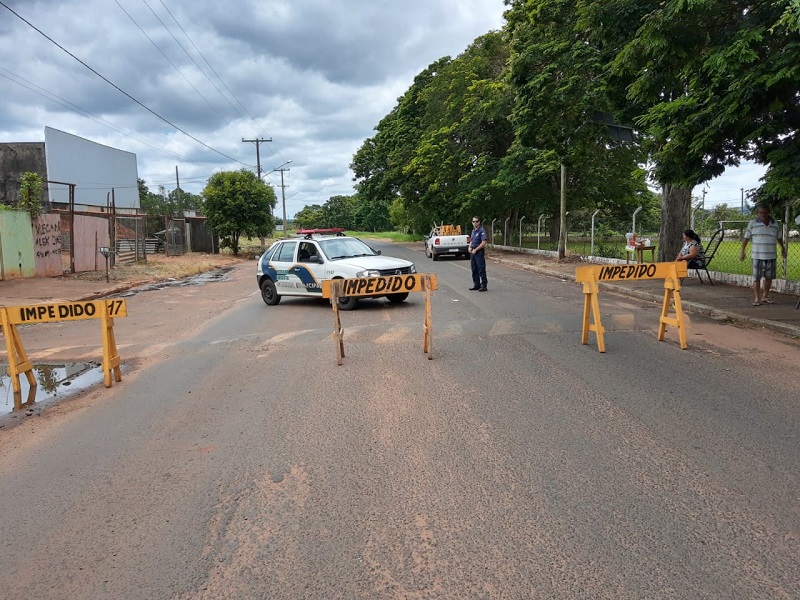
[44,127,139,209]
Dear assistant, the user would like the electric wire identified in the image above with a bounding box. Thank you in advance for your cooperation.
[0,67,203,166]
[0,0,253,169]
[158,0,269,137]
[115,0,226,121]
[141,0,248,126]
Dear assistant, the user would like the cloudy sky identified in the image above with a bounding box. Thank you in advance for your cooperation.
[1,0,762,218]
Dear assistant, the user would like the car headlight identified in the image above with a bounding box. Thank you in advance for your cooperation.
[356,269,381,278]
[410,264,417,274]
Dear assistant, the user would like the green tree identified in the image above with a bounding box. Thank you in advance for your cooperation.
[294,204,325,230]
[169,188,203,214]
[321,195,357,229]
[138,179,172,235]
[505,0,647,251]
[584,0,800,260]
[701,203,744,234]
[354,196,393,231]
[351,57,451,233]
[202,170,276,255]
[19,172,44,220]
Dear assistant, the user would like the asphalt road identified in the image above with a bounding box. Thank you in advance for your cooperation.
[1,241,798,599]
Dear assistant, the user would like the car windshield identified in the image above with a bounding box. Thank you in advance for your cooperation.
[319,238,377,260]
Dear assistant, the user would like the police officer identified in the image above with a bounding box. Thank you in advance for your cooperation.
[468,216,488,292]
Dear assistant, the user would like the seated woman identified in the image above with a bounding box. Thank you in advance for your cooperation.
[675,229,705,268]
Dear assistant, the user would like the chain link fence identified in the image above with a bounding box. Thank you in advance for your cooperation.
[491,212,800,292]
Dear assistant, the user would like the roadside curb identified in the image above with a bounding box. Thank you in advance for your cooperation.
[491,256,800,340]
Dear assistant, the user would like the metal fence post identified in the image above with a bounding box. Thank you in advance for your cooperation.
[590,209,600,257]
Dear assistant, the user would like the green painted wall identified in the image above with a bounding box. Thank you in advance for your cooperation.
[0,210,36,279]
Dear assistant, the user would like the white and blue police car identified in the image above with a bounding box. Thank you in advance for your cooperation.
[256,229,417,310]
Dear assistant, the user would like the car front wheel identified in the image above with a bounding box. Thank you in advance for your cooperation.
[260,279,281,305]
[386,292,409,304]
[337,295,358,311]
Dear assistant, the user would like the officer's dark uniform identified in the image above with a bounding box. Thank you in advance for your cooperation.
[469,221,488,291]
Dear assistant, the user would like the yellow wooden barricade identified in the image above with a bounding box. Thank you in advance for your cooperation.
[1,299,127,411]
[320,274,438,365]
[575,262,688,352]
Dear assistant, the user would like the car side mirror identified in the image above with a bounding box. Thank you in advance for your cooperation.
[376,249,382,255]
[312,255,324,263]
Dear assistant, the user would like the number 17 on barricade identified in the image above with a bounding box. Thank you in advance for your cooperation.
[1,299,127,411]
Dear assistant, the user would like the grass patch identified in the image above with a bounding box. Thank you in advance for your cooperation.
[346,230,426,242]
[712,240,800,279]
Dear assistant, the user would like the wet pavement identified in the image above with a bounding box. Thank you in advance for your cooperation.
[0,267,234,305]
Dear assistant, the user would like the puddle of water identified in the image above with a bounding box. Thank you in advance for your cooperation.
[0,362,106,415]
[119,267,233,297]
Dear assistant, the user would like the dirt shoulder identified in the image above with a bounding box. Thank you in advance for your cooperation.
[65,251,251,288]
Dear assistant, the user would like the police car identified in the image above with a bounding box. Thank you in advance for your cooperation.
[256,229,417,310]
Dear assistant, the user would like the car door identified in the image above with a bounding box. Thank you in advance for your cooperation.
[271,240,301,296]
[293,240,325,295]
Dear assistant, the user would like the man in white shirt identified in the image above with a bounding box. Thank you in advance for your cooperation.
[740,204,787,306]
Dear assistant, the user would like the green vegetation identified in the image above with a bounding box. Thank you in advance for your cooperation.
[19,172,44,220]
[202,170,277,256]
[346,230,424,243]
[346,1,798,266]
[293,195,392,232]
[138,178,204,236]
[712,240,800,280]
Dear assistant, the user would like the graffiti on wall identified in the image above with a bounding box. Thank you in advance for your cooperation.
[33,214,64,277]
[34,219,62,258]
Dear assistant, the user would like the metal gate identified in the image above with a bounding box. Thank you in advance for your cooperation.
[115,216,146,265]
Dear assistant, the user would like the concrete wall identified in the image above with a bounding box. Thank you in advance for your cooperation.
[0,210,36,280]
[33,213,63,277]
[0,142,49,209]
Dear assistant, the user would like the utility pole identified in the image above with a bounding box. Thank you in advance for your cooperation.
[278,166,290,238]
[242,137,272,180]
[175,165,182,216]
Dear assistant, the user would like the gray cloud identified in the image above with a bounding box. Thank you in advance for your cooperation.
[1,0,758,215]
[2,0,507,214]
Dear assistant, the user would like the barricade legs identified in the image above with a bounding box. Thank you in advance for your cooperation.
[1,308,37,411]
[100,303,123,387]
[657,272,688,350]
[580,275,606,353]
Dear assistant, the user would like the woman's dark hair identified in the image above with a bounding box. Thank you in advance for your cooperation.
[684,229,701,243]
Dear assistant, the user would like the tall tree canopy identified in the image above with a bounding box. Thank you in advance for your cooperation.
[348,0,798,260]
[505,0,647,251]
[202,170,276,255]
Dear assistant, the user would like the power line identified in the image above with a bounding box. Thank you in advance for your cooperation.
[1,67,201,165]
[158,0,270,137]
[143,0,252,128]
[115,0,226,121]
[0,0,252,168]
[242,137,273,180]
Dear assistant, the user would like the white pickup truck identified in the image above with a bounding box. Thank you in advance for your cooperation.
[424,224,470,261]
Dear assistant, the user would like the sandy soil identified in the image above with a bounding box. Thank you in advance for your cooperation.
[63,251,252,286]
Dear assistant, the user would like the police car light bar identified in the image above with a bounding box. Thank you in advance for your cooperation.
[297,228,346,235]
